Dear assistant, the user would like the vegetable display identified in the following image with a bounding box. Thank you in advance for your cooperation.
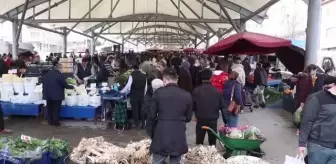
[66,78,77,86]
[226,155,269,164]
[181,145,226,164]
[50,138,68,158]
[70,137,151,164]
[0,135,68,160]
[219,125,265,141]
[264,87,282,105]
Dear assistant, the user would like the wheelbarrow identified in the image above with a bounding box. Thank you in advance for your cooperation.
[202,126,266,157]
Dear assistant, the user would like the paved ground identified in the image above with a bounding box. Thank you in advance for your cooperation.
[2,108,298,164]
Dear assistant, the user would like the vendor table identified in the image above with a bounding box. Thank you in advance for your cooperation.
[0,102,43,117]
[101,93,125,122]
[60,105,97,119]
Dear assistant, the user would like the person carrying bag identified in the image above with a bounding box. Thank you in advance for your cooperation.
[223,71,243,127]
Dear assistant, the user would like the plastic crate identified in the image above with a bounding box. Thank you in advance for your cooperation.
[0,152,50,164]
[0,102,41,116]
[59,106,96,119]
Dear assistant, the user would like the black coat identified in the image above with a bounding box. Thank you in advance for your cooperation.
[0,59,9,77]
[190,65,202,89]
[146,83,193,156]
[178,67,193,93]
[192,82,224,120]
[254,67,267,86]
[42,69,74,100]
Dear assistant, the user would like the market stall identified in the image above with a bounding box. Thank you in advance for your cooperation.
[0,74,44,117]
[204,31,303,74]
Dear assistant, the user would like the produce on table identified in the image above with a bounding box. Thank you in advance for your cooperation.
[70,137,151,164]
[226,155,269,164]
[219,125,265,141]
[74,85,87,95]
[182,145,226,164]
[66,78,77,85]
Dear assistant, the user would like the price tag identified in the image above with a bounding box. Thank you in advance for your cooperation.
[20,135,32,144]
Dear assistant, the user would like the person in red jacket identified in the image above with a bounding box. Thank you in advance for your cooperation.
[210,62,229,93]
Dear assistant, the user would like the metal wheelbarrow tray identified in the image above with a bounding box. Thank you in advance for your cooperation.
[202,126,266,157]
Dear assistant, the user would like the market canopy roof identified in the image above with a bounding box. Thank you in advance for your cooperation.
[0,0,280,46]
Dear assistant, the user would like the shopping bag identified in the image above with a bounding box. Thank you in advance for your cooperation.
[293,106,303,127]
[284,155,305,164]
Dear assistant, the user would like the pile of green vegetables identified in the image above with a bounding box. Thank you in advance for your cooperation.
[0,136,68,158]
[66,77,77,85]
[50,138,68,158]
[264,87,283,105]
[7,138,48,157]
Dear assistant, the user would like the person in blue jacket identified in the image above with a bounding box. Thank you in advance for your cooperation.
[42,63,74,126]
[222,71,243,127]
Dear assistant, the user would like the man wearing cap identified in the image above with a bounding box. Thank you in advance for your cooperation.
[192,68,225,146]
[298,75,336,164]
[73,56,95,85]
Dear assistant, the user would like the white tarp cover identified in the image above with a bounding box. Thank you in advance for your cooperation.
[1,0,272,32]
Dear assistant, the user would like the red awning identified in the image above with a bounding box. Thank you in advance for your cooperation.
[204,32,292,55]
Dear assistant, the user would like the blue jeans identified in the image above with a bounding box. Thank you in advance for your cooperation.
[308,142,336,164]
[227,115,238,127]
[152,153,181,164]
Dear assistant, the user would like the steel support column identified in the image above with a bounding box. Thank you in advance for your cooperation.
[216,0,240,33]
[206,32,210,49]
[121,37,125,53]
[12,20,19,59]
[90,32,95,55]
[62,28,67,55]
[305,0,321,66]
[240,14,246,32]
[194,37,197,48]
[16,0,29,43]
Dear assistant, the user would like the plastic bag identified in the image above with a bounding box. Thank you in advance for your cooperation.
[244,126,261,139]
[65,95,77,106]
[89,95,101,107]
[77,95,89,106]
[293,106,303,126]
[284,155,305,164]
[228,128,243,139]
[0,91,13,102]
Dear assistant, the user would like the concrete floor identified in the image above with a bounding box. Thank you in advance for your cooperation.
[2,108,298,164]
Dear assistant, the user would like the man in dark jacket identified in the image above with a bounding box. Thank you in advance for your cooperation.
[253,63,267,108]
[96,55,116,85]
[129,64,147,128]
[42,64,74,126]
[192,68,224,146]
[242,57,251,79]
[0,58,9,77]
[73,57,94,84]
[177,62,193,93]
[298,76,336,164]
[146,68,192,164]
